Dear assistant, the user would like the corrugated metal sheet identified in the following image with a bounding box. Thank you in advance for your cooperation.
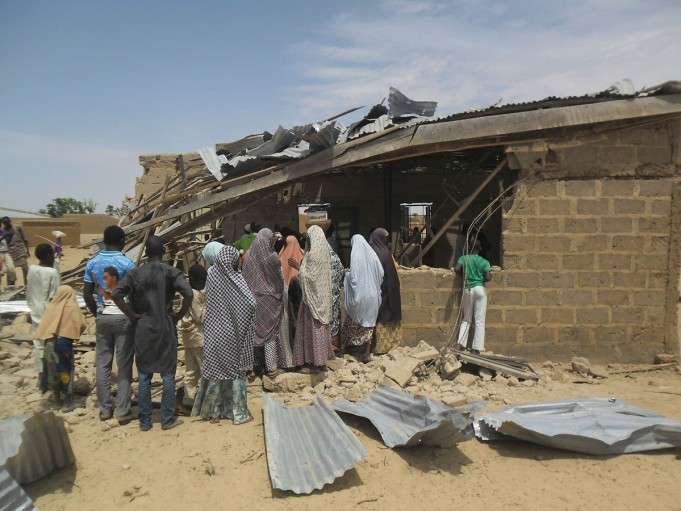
[388,86,438,117]
[197,147,227,181]
[263,393,367,494]
[0,297,86,315]
[0,412,75,484]
[331,386,482,448]
[0,469,37,511]
[475,397,681,455]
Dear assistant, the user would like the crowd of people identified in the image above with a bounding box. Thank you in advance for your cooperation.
[20,217,491,431]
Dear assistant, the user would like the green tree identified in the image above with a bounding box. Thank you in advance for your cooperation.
[40,198,97,217]
[105,204,122,217]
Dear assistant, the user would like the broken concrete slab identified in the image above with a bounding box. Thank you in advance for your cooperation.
[655,353,680,364]
[382,356,421,388]
[263,372,326,393]
[571,357,591,375]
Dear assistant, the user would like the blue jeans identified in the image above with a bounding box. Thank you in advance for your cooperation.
[138,371,175,428]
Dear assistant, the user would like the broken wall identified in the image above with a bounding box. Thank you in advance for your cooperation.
[399,120,680,363]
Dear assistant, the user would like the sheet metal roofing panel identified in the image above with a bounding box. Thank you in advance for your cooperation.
[0,412,75,484]
[263,393,367,494]
[331,386,480,448]
[197,147,227,181]
[475,397,681,455]
[0,297,86,315]
[388,86,438,117]
[0,469,37,511]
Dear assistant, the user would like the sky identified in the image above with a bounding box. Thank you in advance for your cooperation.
[2,0,680,214]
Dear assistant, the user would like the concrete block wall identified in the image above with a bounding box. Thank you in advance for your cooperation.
[495,177,673,362]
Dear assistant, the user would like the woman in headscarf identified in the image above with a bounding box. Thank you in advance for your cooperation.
[329,244,344,352]
[191,245,255,425]
[242,228,290,377]
[343,235,384,362]
[279,234,305,350]
[368,228,403,354]
[33,285,88,410]
[292,225,334,373]
[201,241,225,269]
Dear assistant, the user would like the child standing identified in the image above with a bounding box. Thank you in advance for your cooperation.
[26,244,61,387]
[33,285,87,410]
[176,264,207,411]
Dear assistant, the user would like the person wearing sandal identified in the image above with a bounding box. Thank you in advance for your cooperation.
[291,226,335,374]
[33,285,87,411]
[191,245,256,425]
[342,235,384,363]
[242,228,290,378]
[112,236,193,432]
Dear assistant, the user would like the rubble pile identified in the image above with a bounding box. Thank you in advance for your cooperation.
[263,341,557,408]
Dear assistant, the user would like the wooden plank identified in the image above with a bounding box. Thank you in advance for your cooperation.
[136,176,170,265]
[420,158,506,258]
[456,351,538,380]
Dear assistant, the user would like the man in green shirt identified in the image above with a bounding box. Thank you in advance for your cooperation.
[453,239,492,354]
[233,223,259,254]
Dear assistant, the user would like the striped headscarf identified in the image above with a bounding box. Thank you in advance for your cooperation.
[242,228,284,347]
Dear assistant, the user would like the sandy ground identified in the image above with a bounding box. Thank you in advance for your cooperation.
[3,366,680,511]
[2,246,681,511]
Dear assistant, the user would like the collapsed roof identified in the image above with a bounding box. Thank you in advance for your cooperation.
[61,80,681,284]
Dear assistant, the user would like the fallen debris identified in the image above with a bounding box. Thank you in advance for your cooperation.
[331,385,485,448]
[475,397,681,455]
[0,412,75,484]
[456,351,538,380]
[263,393,367,494]
[610,363,676,375]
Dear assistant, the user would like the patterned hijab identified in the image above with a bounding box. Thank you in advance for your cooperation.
[202,241,225,266]
[369,227,402,323]
[242,228,284,346]
[204,245,255,378]
[344,235,384,327]
[299,225,332,324]
[242,228,283,299]
[33,285,87,341]
[279,235,304,286]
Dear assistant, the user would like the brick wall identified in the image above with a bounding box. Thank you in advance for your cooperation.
[495,177,673,362]
[400,121,680,362]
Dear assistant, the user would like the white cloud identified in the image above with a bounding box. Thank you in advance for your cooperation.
[285,0,681,121]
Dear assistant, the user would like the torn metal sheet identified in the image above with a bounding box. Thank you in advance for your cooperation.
[0,297,86,315]
[0,468,37,511]
[388,86,437,117]
[247,126,297,157]
[0,412,75,484]
[197,147,227,181]
[475,397,681,455]
[302,121,346,151]
[331,386,483,448]
[263,393,367,495]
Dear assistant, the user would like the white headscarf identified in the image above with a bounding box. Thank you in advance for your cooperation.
[299,225,332,324]
[202,241,225,266]
[344,235,384,327]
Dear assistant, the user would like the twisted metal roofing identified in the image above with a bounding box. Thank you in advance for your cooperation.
[0,469,37,511]
[475,397,681,455]
[263,393,367,495]
[0,412,75,484]
[331,386,482,448]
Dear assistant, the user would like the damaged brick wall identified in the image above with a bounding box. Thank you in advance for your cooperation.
[398,120,680,363]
